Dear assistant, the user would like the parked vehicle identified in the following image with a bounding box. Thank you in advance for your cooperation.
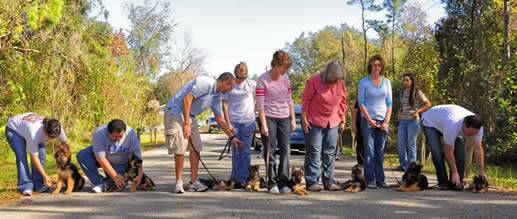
[206,116,219,133]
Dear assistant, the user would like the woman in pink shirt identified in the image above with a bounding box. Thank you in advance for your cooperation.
[301,60,347,191]
[256,50,296,194]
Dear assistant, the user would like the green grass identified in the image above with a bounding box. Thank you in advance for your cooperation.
[0,132,165,203]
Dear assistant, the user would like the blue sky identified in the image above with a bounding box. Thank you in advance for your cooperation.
[103,0,445,78]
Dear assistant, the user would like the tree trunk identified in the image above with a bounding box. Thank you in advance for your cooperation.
[341,32,346,70]
[503,0,510,70]
[392,10,396,77]
[361,0,368,74]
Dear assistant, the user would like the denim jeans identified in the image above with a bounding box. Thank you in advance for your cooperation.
[262,116,291,189]
[421,124,466,185]
[304,122,338,187]
[397,119,420,170]
[5,126,46,192]
[76,146,128,186]
[361,118,388,186]
[230,121,256,185]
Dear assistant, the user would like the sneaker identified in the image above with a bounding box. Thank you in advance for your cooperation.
[280,186,292,193]
[326,184,341,191]
[307,184,322,191]
[174,181,185,194]
[91,184,105,193]
[269,186,280,194]
[377,183,391,189]
[22,189,33,196]
[35,186,50,193]
[188,180,208,192]
[367,184,377,189]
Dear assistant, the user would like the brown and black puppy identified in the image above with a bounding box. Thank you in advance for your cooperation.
[342,164,366,192]
[198,178,232,191]
[246,165,261,191]
[288,167,309,195]
[399,162,428,192]
[105,154,156,192]
[471,175,489,193]
[52,144,85,195]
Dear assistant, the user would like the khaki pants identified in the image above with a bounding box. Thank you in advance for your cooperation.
[164,113,202,155]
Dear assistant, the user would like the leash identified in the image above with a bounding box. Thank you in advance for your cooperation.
[218,138,232,160]
[187,137,218,182]
[265,135,271,190]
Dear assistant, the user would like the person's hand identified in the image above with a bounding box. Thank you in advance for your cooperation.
[114,174,127,189]
[183,124,191,139]
[232,137,244,147]
[228,123,235,134]
[479,170,487,180]
[451,172,461,186]
[339,122,345,132]
[412,111,419,120]
[43,175,53,187]
[261,125,269,137]
[291,119,296,133]
[133,174,143,187]
[368,119,380,128]
[302,117,311,134]
[381,121,389,131]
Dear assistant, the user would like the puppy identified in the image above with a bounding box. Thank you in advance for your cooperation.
[105,154,156,192]
[471,175,489,193]
[342,164,366,192]
[399,162,428,192]
[52,144,85,195]
[288,167,309,195]
[198,178,237,191]
[246,165,261,191]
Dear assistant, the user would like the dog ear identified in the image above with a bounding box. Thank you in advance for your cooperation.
[249,165,253,172]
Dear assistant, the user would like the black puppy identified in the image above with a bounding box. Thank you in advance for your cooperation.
[471,175,489,193]
[399,162,428,191]
[342,164,366,192]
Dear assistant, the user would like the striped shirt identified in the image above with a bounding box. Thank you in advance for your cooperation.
[256,71,293,118]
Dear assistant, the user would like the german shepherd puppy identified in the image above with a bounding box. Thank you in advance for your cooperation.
[198,178,234,191]
[288,167,309,195]
[399,162,428,192]
[52,144,85,195]
[471,175,489,193]
[246,165,261,191]
[342,164,366,192]
[105,154,156,192]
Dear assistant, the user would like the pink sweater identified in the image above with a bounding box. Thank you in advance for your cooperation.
[302,74,347,129]
[256,71,293,118]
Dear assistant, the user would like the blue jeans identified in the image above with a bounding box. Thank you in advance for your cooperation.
[304,122,338,187]
[76,146,128,186]
[230,121,255,185]
[262,117,291,189]
[361,118,388,186]
[421,124,466,185]
[5,126,46,192]
[397,119,420,170]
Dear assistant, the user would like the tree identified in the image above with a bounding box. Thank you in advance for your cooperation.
[383,0,407,76]
[347,0,376,73]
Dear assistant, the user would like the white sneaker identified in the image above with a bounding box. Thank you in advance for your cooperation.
[188,180,208,192]
[269,186,280,194]
[280,186,292,193]
[22,189,32,196]
[91,184,105,193]
[174,181,185,194]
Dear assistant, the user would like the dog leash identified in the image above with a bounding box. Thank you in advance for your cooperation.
[187,137,218,182]
[218,138,232,160]
[265,135,271,190]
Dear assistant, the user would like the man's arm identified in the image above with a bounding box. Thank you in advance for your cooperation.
[222,99,234,133]
[214,113,243,146]
[182,92,195,139]
[96,156,126,188]
[473,140,486,177]
[443,143,461,185]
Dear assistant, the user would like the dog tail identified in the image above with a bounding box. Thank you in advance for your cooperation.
[75,176,86,191]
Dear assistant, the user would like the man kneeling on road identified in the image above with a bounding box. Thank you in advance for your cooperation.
[421,104,487,190]
[164,72,244,194]
[77,119,143,193]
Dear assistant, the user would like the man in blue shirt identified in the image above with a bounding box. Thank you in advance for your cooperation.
[76,119,143,193]
[164,72,243,193]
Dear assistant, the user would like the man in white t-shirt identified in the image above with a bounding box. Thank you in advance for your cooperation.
[222,62,257,187]
[421,104,486,190]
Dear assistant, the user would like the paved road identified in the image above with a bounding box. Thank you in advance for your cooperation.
[1,133,516,218]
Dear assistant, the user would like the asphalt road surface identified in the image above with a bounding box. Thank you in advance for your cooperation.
[1,133,516,218]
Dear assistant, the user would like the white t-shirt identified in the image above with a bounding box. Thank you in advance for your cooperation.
[221,79,256,123]
[6,113,67,155]
[422,105,483,146]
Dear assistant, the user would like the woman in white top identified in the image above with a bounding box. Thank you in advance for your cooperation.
[5,113,69,196]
